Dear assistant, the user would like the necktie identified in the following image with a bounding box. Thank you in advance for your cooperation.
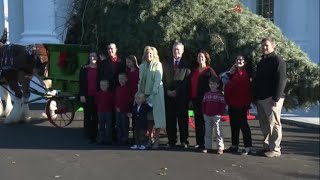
[174,60,179,70]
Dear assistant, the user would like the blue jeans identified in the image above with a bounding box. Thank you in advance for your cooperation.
[97,112,112,143]
[116,112,129,142]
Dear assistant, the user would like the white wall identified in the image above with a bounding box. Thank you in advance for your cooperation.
[0,0,4,32]
[307,0,319,63]
[7,0,23,43]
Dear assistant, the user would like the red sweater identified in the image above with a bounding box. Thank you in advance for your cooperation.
[95,90,113,113]
[224,69,251,108]
[115,84,132,112]
[127,69,139,98]
[202,90,226,116]
[87,67,98,96]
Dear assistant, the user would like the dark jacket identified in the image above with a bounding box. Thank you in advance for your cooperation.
[253,52,287,102]
[189,67,218,102]
[98,56,126,90]
[162,58,191,100]
[79,65,100,97]
[132,103,153,130]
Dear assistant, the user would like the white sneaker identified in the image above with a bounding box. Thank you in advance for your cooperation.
[241,147,251,155]
[130,145,138,149]
[139,145,146,150]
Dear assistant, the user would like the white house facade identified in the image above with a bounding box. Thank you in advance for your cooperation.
[0,0,319,63]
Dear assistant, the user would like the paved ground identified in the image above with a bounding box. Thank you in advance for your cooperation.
[0,111,319,180]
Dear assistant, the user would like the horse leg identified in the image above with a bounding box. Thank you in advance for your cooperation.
[0,85,13,117]
[20,72,32,122]
[4,81,23,124]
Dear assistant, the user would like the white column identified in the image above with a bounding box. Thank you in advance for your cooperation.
[19,0,60,44]
[0,0,4,33]
[8,0,24,43]
[274,0,309,59]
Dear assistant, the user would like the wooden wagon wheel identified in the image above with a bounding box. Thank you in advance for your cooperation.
[46,97,75,127]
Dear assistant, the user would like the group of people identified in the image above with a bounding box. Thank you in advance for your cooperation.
[79,37,287,158]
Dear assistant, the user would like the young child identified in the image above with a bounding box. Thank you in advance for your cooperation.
[125,55,139,143]
[129,93,152,150]
[95,80,113,145]
[202,77,226,154]
[114,73,132,144]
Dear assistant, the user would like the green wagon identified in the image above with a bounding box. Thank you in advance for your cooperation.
[29,44,89,127]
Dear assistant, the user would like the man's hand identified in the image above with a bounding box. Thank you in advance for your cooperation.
[167,90,177,97]
[271,100,277,107]
[116,107,120,112]
[127,113,132,118]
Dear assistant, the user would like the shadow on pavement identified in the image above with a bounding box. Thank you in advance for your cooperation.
[0,118,319,159]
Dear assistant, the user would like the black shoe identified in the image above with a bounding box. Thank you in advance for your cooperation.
[226,146,239,153]
[167,143,177,149]
[197,145,205,152]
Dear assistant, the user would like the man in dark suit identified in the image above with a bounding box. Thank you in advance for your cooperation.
[98,43,126,90]
[163,42,191,148]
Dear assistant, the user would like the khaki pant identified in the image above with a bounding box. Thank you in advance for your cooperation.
[256,97,284,152]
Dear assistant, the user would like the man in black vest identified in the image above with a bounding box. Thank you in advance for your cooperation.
[163,42,191,148]
[254,37,287,157]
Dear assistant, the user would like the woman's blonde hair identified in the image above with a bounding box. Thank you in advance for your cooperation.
[142,46,160,62]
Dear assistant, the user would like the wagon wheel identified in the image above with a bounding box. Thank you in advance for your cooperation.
[46,97,75,127]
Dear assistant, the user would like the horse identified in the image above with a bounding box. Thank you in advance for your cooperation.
[0,28,47,123]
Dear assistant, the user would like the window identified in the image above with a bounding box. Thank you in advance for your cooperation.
[256,0,274,22]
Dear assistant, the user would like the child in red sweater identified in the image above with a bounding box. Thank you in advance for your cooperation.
[224,55,252,155]
[115,73,132,144]
[126,55,139,99]
[202,77,226,154]
[95,80,113,144]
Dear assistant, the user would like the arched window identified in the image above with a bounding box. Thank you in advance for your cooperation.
[257,0,274,22]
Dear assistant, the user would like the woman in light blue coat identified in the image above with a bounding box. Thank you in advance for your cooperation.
[138,46,166,149]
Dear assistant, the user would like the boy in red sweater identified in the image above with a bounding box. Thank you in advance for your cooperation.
[95,80,113,144]
[115,73,132,144]
[202,77,226,154]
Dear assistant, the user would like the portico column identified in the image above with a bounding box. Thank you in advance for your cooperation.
[0,0,4,33]
[19,0,60,44]
[8,0,24,43]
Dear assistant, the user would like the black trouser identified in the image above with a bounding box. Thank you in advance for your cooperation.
[83,96,98,140]
[192,98,205,148]
[229,107,252,147]
[166,97,189,145]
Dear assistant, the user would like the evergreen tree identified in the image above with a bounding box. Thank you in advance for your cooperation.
[68,0,319,109]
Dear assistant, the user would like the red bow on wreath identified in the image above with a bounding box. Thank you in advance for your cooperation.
[58,52,68,68]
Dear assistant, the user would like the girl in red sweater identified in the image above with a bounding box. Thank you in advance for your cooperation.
[224,55,252,155]
[126,55,139,99]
